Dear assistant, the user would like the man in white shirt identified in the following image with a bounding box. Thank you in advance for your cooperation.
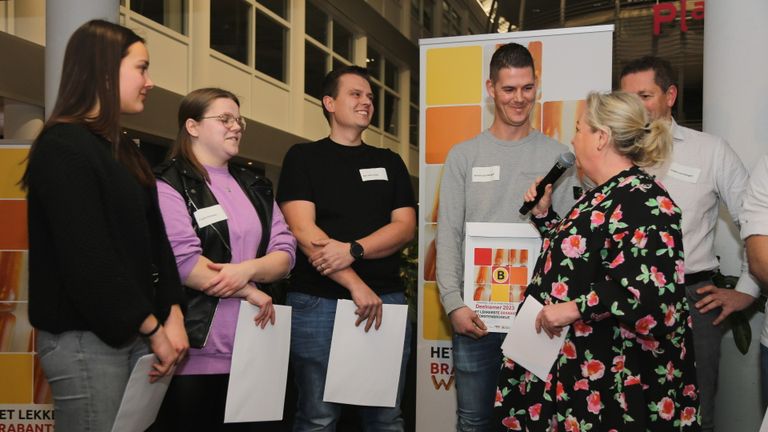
[620,56,758,432]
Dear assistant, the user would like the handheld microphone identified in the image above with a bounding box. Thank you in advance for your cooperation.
[518,152,576,215]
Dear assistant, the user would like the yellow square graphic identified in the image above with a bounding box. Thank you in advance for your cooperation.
[426,46,483,106]
[422,282,452,341]
[0,354,33,403]
[490,284,509,302]
[0,148,29,199]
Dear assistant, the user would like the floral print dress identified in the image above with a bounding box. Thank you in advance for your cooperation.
[495,166,700,431]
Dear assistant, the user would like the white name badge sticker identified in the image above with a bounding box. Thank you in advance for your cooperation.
[194,204,228,228]
[667,162,701,184]
[360,168,388,182]
[472,166,500,182]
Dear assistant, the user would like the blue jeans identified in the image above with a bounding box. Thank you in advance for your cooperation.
[36,330,149,432]
[452,332,506,432]
[287,291,412,432]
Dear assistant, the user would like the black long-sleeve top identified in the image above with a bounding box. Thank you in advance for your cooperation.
[26,123,184,347]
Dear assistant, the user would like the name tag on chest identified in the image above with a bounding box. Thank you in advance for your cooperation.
[360,167,388,181]
[472,166,500,182]
[667,162,701,184]
[193,204,228,228]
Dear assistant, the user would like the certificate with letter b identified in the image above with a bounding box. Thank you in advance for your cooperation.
[464,223,541,332]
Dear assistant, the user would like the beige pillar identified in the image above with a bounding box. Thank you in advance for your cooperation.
[45,0,119,117]
[288,0,307,137]
[189,0,211,89]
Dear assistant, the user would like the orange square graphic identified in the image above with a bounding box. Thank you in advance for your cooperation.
[542,100,586,145]
[0,354,33,403]
[528,41,543,101]
[531,103,542,131]
[426,106,482,164]
[474,266,490,284]
[0,303,34,353]
[0,251,28,302]
[493,249,507,266]
[426,165,444,224]
[422,282,452,341]
[423,237,437,282]
[473,284,491,301]
[0,200,28,250]
[509,267,528,285]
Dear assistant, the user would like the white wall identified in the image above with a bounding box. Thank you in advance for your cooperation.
[704,1,768,430]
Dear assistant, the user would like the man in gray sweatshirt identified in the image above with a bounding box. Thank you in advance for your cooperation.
[436,42,579,431]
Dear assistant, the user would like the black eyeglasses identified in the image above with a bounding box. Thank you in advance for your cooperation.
[200,113,247,131]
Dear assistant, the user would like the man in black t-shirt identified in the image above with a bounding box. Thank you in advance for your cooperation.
[277,66,416,431]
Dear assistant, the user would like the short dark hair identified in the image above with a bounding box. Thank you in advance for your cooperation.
[321,65,373,123]
[489,42,535,82]
[170,87,241,183]
[620,56,677,92]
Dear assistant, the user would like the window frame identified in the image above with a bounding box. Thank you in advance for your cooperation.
[254,1,291,83]
[366,43,402,138]
[205,0,292,87]
[303,1,356,101]
[122,0,189,36]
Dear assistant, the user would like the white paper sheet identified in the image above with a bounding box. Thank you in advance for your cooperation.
[501,296,569,381]
[323,300,408,407]
[760,405,768,432]
[224,303,292,423]
[111,354,172,432]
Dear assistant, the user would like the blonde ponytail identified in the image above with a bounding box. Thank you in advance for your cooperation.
[584,91,672,167]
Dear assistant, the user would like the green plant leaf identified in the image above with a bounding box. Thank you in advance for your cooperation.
[729,311,752,355]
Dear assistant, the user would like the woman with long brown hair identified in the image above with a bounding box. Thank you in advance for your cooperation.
[22,19,188,431]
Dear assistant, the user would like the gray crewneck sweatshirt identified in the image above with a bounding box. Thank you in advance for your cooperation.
[435,129,580,315]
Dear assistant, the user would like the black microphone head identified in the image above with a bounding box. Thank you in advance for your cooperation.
[558,152,576,168]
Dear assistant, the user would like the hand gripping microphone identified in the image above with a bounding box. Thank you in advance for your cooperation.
[518,152,576,215]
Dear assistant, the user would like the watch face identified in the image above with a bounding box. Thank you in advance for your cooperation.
[351,241,364,259]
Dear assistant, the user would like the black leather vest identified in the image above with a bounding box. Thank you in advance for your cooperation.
[155,158,273,348]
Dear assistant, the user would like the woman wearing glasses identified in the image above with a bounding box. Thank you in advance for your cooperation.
[152,88,296,430]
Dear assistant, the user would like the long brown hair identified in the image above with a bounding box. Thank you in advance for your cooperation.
[168,88,241,183]
[21,19,154,188]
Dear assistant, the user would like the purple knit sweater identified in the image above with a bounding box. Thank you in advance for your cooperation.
[157,164,296,375]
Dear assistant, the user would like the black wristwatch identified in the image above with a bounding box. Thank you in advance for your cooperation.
[350,240,365,260]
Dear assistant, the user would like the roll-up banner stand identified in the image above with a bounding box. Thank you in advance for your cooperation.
[0,142,55,431]
[417,26,614,431]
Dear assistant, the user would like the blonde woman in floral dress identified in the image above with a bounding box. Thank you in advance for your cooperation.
[495,91,700,431]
